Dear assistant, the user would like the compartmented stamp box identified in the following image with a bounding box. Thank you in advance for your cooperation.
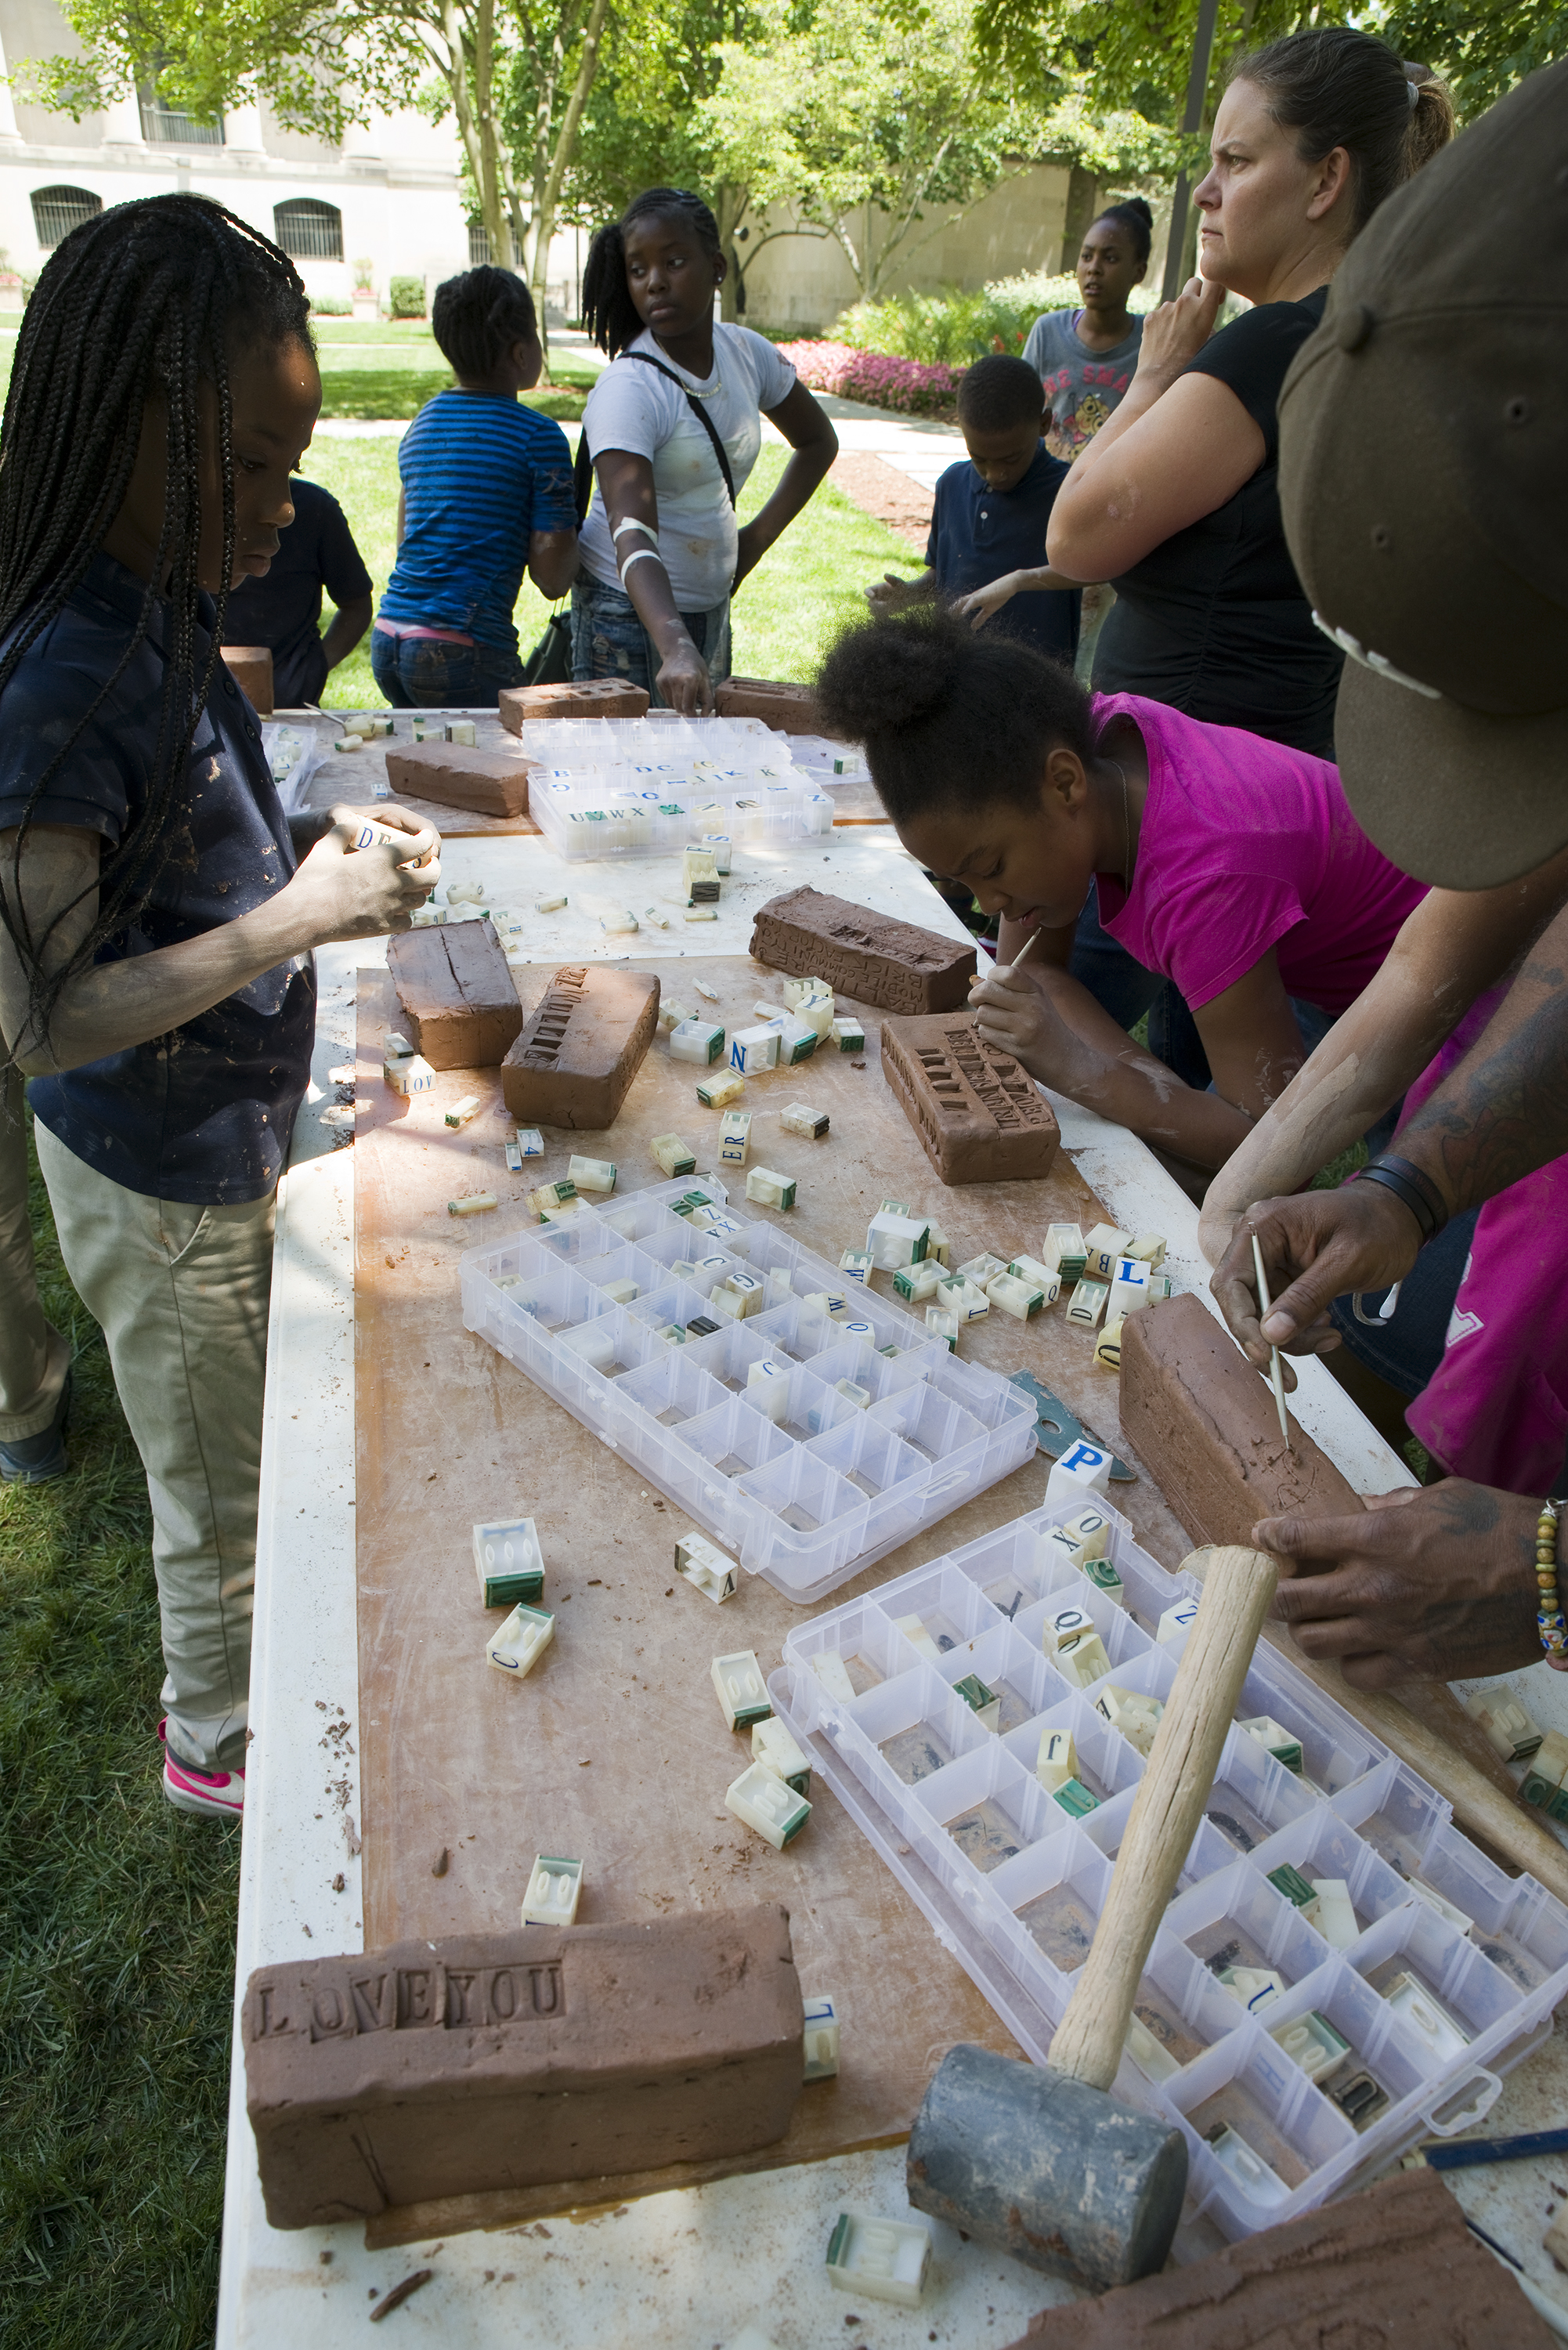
[518,712,838,862]
[769,1497,1568,2243]
[461,1177,1036,1602]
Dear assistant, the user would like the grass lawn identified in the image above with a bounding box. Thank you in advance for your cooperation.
[0,429,918,2348]
[307,321,596,423]
[0,1125,238,2349]
[0,320,597,424]
[305,437,917,710]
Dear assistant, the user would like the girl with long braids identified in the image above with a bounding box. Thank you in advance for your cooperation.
[575,186,839,711]
[0,195,440,1818]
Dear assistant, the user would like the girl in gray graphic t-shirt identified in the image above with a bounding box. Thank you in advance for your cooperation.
[1021,198,1151,460]
[1021,197,1152,683]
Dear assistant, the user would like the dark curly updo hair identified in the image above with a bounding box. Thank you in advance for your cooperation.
[1090,196,1154,265]
[815,607,1093,825]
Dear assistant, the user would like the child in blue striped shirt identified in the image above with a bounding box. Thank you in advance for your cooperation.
[374,267,580,707]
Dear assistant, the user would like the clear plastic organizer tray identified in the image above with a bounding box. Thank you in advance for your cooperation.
[769,1497,1568,2247]
[460,1176,1037,1602]
[517,712,837,862]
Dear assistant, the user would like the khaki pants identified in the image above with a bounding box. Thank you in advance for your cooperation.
[0,1068,70,1442]
[35,1123,276,1770]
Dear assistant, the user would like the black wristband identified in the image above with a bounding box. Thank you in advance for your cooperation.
[1354,1154,1449,1245]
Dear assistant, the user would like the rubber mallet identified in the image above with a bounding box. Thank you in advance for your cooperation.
[907,1543,1279,2290]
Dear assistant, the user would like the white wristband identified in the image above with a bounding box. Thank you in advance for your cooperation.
[619,547,664,582]
[612,517,659,546]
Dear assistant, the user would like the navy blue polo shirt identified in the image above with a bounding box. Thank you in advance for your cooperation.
[927,443,1080,664]
[0,551,316,1205]
[222,477,372,707]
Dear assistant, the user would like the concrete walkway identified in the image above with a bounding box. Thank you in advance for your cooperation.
[784,392,962,494]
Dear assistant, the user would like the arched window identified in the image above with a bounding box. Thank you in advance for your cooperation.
[31,186,103,250]
[273,200,344,262]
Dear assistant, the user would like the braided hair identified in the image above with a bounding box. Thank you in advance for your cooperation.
[580,186,723,358]
[0,193,311,1058]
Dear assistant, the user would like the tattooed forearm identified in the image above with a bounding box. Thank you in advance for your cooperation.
[1392,946,1568,1213]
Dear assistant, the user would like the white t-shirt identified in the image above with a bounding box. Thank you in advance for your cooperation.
[580,324,797,609]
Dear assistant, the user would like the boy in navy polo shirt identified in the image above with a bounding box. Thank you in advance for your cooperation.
[865,355,1081,663]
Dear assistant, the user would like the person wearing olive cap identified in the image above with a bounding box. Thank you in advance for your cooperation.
[1203,56,1568,1693]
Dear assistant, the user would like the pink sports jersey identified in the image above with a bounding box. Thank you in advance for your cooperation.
[1398,992,1568,1495]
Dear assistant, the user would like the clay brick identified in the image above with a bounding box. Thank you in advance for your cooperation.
[750,887,975,1015]
[243,1906,804,2229]
[880,1014,1060,1185]
[221,645,273,716]
[387,920,525,1070]
[498,680,651,735]
[1000,2168,1555,2350]
[715,677,832,736]
[1118,1292,1362,1548]
[501,963,660,1130]
[384,739,535,820]
[1117,1292,1523,1803]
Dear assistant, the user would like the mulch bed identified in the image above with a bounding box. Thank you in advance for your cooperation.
[828,451,934,552]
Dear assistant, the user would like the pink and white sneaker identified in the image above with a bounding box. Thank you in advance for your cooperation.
[160,1719,245,1820]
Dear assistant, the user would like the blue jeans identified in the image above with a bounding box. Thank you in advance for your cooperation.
[570,575,732,706]
[370,628,527,709]
[1327,1210,1480,1398]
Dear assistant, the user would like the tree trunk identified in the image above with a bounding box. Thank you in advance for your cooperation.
[471,0,516,269]
[714,179,749,323]
[527,0,611,349]
[441,0,504,269]
[1058,164,1100,274]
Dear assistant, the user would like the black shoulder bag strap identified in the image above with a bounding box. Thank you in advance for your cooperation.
[573,346,738,524]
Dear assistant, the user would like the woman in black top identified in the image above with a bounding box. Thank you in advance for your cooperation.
[1040,28,1451,1086]
[1050,30,1451,754]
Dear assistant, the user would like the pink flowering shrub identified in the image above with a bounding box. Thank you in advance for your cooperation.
[777,340,963,420]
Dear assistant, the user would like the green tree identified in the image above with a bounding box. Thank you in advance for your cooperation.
[14,0,417,142]
[695,0,1170,306]
[973,0,1348,115]
[973,0,1566,129]
[16,0,615,343]
[1378,0,1568,110]
[562,0,761,320]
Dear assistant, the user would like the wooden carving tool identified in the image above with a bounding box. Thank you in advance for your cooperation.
[1251,1230,1292,1454]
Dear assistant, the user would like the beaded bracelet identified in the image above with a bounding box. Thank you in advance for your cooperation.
[1536,1499,1568,1670]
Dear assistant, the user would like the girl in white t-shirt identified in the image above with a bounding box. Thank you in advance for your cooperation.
[575,186,839,712]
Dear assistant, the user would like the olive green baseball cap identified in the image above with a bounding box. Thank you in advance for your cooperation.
[1278,59,1568,890]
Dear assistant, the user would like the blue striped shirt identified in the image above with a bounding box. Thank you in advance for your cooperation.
[380,391,577,652]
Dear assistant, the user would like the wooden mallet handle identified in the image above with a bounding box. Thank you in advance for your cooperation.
[1050,1544,1279,2092]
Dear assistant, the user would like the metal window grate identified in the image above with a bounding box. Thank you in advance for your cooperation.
[31,185,103,248]
[139,102,224,146]
[273,201,344,262]
[468,222,491,266]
